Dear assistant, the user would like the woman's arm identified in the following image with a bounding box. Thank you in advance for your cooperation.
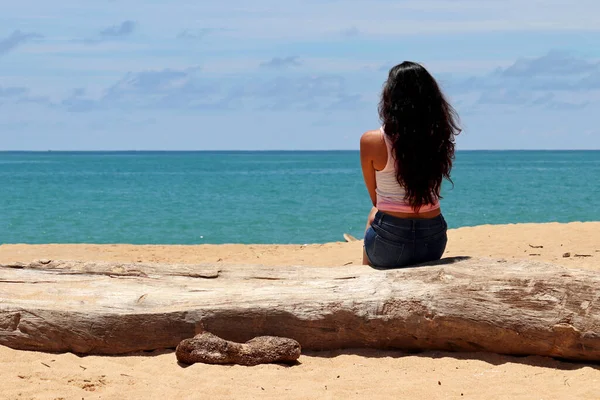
[360,131,378,207]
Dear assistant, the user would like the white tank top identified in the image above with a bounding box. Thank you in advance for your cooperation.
[375,127,440,213]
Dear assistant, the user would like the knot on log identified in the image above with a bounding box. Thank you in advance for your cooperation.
[176,331,301,366]
[0,312,21,331]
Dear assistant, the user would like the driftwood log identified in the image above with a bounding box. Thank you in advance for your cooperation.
[0,257,599,362]
[176,331,301,366]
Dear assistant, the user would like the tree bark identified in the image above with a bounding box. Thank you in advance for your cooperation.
[0,257,598,361]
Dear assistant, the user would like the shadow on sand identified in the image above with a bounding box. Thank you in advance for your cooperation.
[114,347,598,371]
[369,255,473,271]
[304,348,600,371]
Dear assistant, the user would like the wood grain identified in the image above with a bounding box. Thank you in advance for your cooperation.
[1,257,598,361]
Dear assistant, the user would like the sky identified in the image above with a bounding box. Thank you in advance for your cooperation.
[1,0,599,150]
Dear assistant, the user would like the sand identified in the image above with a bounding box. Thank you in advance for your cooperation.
[1,222,599,399]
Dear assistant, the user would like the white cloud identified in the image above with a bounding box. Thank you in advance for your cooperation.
[176,29,211,39]
[0,30,43,55]
[100,21,136,37]
[446,51,600,110]
[260,56,302,69]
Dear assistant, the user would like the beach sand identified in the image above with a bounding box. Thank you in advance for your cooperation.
[1,222,599,399]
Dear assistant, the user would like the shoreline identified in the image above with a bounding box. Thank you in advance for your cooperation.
[2,221,598,246]
[1,221,598,270]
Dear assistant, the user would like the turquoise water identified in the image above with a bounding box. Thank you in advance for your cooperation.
[1,151,599,244]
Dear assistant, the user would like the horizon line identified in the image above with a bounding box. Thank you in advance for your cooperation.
[1,149,600,153]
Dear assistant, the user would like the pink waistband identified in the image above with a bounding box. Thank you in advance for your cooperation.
[376,198,440,213]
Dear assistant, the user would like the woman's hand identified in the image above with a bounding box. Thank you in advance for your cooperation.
[365,206,378,233]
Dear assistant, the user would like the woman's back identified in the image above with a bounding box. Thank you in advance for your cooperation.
[374,127,440,214]
[360,61,460,269]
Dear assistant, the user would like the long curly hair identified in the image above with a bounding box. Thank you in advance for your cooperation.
[378,61,461,211]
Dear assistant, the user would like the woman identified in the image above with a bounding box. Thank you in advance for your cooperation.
[361,61,460,269]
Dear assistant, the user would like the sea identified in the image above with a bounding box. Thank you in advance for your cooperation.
[1,151,599,245]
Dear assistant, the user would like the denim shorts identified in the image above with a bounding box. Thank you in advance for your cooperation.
[364,211,448,269]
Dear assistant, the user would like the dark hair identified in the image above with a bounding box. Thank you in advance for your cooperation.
[378,61,461,211]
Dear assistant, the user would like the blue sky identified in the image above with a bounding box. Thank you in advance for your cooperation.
[1,0,599,150]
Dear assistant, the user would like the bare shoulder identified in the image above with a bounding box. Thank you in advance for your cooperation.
[360,129,383,148]
[360,129,388,169]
